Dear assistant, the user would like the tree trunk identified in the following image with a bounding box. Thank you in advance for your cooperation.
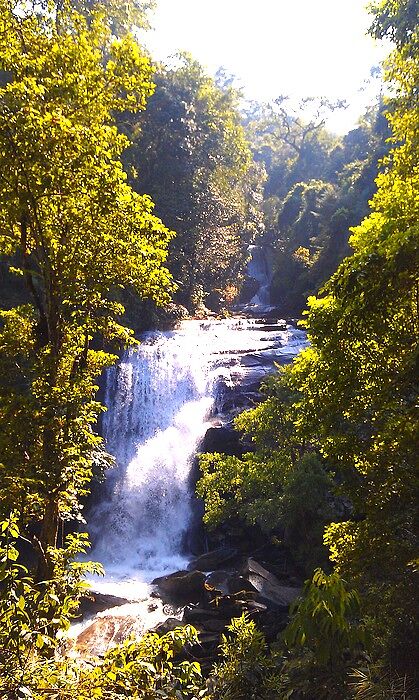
[36,498,59,581]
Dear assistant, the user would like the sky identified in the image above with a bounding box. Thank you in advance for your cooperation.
[139,0,390,134]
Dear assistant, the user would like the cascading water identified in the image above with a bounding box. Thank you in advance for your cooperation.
[89,327,216,582]
[247,245,272,308]
[87,318,307,600]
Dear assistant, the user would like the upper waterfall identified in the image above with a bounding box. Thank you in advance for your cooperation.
[244,245,273,311]
[88,318,307,594]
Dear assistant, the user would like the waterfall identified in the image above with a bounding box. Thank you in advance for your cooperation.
[87,319,307,596]
[247,245,272,308]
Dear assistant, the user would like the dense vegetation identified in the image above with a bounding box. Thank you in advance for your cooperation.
[246,97,391,313]
[198,0,419,695]
[0,0,417,698]
[120,54,265,315]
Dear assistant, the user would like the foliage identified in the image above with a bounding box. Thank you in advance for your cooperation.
[122,53,265,311]
[244,97,390,313]
[32,0,156,36]
[197,371,334,569]
[200,3,418,692]
[0,513,205,698]
[209,614,280,700]
[0,513,102,695]
[289,12,419,672]
[0,1,173,571]
[368,0,419,48]
[349,663,415,700]
[283,569,365,664]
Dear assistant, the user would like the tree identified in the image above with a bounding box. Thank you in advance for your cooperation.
[244,96,390,315]
[35,0,157,35]
[368,0,419,48]
[197,371,335,570]
[0,2,173,575]
[122,53,265,311]
[199,1,418,685]
[280,2,419,678]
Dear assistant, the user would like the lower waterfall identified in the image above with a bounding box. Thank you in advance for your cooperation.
[87,318,307,599]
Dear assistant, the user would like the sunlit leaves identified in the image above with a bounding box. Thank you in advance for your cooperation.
[0,2,173,555]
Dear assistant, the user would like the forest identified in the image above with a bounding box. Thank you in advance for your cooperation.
[0,0,418,698]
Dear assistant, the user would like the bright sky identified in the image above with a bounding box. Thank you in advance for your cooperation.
[140,0,390,134]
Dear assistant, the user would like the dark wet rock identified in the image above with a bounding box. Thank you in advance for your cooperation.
[257,324,287,332]
[183,605,224,624]
[152,569,206,603]
[257,609,290,642]
[227,574,258,595]
[220,391,261,414]
[200,426,243,457]
[239,277,260,304]
[241,558,301,609]
[196,631,219,646]
[245,600,268,613]
[240,352,275,367]
[199,617,229,634]
[254,312,287,325]
[206,593,246,618]
[187,547,239,572]
[153,617,183,635]
[205,570,231,594]
[78,592,131,620]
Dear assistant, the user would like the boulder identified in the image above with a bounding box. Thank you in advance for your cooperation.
[183,605,223,624]
[152,569,206,603]
[76,615,141,656]
[205,569,231,594]
[187,547,238,572]
[199,617,229,634]
[153,617,183,635]
[227,574,258,595]
[242,558,301,609]
[200,426,242,456]
[240,352,274,368]
[78,592,131,620]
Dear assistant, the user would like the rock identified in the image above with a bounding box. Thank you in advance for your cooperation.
[257,324,287,332]
[152,569,206,603]
[239,277,260,304]
[205,570,231,594]
[240,352,274,367]
[153,617,183,635]
[242,558,301,609]
[197,631,219,645]
[78,592,131,620]
[199,618,229,633]
[187,547,238,572]
[206,594,244,618]
[245,600,268,613]
[200,426,243,456]
[76,615,141,656]
[227,574,258,595]
[183,605,223,624]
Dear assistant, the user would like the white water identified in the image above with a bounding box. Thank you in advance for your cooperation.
[247,245,272,309]
[87,318,307,602]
